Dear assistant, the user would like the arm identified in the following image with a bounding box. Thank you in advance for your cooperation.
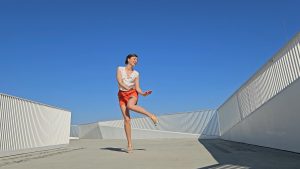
[116,68,130,90]
[134,75,151,96]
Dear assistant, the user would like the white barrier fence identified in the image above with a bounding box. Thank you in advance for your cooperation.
[72,110,220,139]
[218,32,300,135]
[0,93,71,151]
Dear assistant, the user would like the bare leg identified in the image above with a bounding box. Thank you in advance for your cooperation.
[119,104,132,152]
[127,97,158,124]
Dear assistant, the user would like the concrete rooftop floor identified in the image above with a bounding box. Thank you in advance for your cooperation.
[1,138,300,169]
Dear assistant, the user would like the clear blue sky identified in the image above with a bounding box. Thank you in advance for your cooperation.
[1,0,299,124]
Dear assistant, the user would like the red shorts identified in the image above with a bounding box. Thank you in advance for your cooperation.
[118,89,138,106]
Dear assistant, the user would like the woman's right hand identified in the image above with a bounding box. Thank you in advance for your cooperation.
[142,90,152,96]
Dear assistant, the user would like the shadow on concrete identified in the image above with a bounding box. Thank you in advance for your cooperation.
[100,147,146,153]
[198,139,300,169]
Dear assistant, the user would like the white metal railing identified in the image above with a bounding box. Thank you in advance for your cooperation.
[237,33,300,118]
[218,32,300,124]
[76,110,220,139]
[0,93,71,151]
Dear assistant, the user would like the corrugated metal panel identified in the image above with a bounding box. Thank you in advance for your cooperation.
[238,39,300,119]
[70,125,79,137]
[99,110,217,134]
[77,110,220,139]
[201,110,220,137]
[0,93,71,151]
[78,123,102,139]
[218,32,300,135]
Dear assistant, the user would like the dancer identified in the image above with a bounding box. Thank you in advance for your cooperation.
[116,53,159,153]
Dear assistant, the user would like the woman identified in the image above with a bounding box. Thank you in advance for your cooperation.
[116,54,159,153]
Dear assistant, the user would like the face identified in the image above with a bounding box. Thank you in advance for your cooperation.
[128,57,138,66]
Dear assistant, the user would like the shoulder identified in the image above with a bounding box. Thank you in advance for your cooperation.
[133,70,139,77]
[117,66,124,71]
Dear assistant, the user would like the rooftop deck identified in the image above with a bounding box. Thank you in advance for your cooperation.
[1,138,300,169]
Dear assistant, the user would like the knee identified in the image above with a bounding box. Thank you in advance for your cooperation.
[124,118,131,124]
[127,104,134,110]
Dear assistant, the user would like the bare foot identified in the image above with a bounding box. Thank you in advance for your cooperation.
[127,145,133,153]
[150,114,159,126]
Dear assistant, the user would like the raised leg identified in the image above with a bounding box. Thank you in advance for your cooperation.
[127,97,158,125]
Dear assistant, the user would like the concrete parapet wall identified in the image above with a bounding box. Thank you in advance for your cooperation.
[0,93,71,152]
[73,110,219,139]
[222,78,300,153]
